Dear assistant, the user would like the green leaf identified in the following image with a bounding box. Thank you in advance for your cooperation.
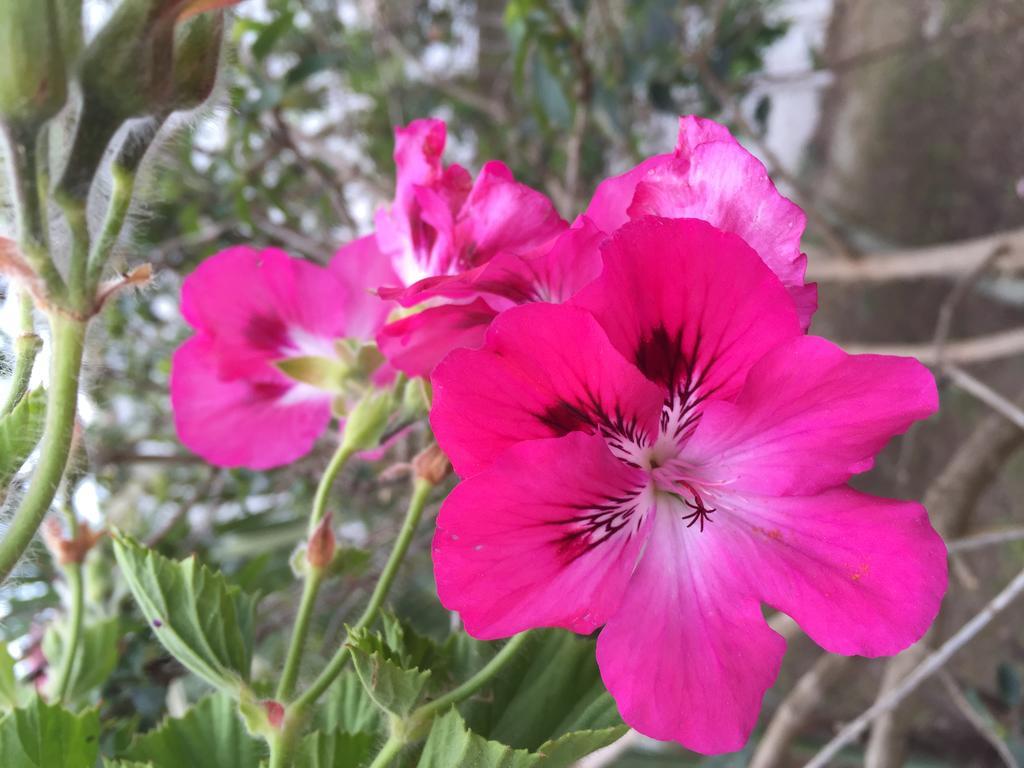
[112,533,256,693]
[416,710,536,768]
[533,727,628,768]
[316,671,382,736]
[0,388,46,496]
[348,627,431,717]
[0,697,100,768]
[125,693,264,768]
[296,730,376,768]
[461,630,623,750]
[42,617,120,702]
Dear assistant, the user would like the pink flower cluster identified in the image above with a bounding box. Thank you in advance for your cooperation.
[170,116,947,753]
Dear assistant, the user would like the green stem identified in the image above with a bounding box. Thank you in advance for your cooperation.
[309,444,355,532]
[62,200,91,314]
[275,569,323,702]
[53,561,84,703]
[292,479,434,713]
[52,499,85,703]
[275,442,354,702]
[85,169,133,290]
[412,632,531,724]
[366,733,404,768]
[1,121,66,299]
[1,291,41,417]
[0,313,86,584]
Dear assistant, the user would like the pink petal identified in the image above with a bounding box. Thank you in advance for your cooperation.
[596,504,786,753]
[170,336,332,469]
[430,302,665,477]
[382,218,605,308]
[682,336,939,495]
[711,488,947,657]
[454,160,567,269]
[377,298,498,378]
[583,154,668,233]
[180,246,348,378]
[573,217,801,401]
[328,234,400,341]
[584,115,816,329]
[433,432,653,639]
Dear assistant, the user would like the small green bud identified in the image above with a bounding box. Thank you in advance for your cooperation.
[170,10,225,111]
[0,0,68,127]
[340,389,395,455]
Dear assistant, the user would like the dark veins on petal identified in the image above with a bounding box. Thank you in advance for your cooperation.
[545,488,646,563]
[536,393,647,467]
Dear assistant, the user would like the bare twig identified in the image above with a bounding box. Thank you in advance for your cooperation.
[806,228,1024,282]
[749,654,854,768]
[945,366,1024,431]
[948,527,1024,554]
[805,564,1024,768]
[842,327,1024,365]
[933,245,1010,367]
[939,670,1021,768]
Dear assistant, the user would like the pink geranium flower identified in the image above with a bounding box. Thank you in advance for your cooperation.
[373,118,566,285]
[586,115,817,328]
[171,245,390,470]
[376,115,818,377]
[429,217,946,753]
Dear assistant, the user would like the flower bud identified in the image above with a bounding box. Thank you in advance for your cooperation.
[339,389,395,455]
[169,10,225,111]
[413,443,451,486]
[306,516,337,571]
[0,0,68,127]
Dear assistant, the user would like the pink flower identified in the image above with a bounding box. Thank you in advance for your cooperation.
[586,115,817,328]
[429,217,946,753]
[171,246,385,470]
[377,219,605,376]
[374,118,566,285]
[360,118,566,376]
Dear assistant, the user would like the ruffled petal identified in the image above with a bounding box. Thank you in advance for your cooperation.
[433,432,653,639]
[381,218,605,308]
[573,217,801,405]
[596,504,786,753]
[681,336,938,495]
[709,488,947,657]
[454,160,567,269]
[431,302,666,477]
[584,115,815,329]
[170,336,332,469]
[377,298,498,378]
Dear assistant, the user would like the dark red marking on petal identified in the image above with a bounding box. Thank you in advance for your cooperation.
[244,313,291,353]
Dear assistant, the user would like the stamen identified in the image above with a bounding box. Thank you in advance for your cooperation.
[675,479,715,533]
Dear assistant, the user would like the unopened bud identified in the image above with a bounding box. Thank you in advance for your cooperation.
[0,0,68,127]
[306,516,337,571]
[413,444,451,486]
[339,389,395,455]
[169,10,225,111]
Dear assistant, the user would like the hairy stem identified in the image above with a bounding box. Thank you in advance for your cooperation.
[292,478,433,713]
[1,291,41,417]
[1,122,66,299]
[366,733,404,768]
[0,313,87,584]
[412,631,530,723]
